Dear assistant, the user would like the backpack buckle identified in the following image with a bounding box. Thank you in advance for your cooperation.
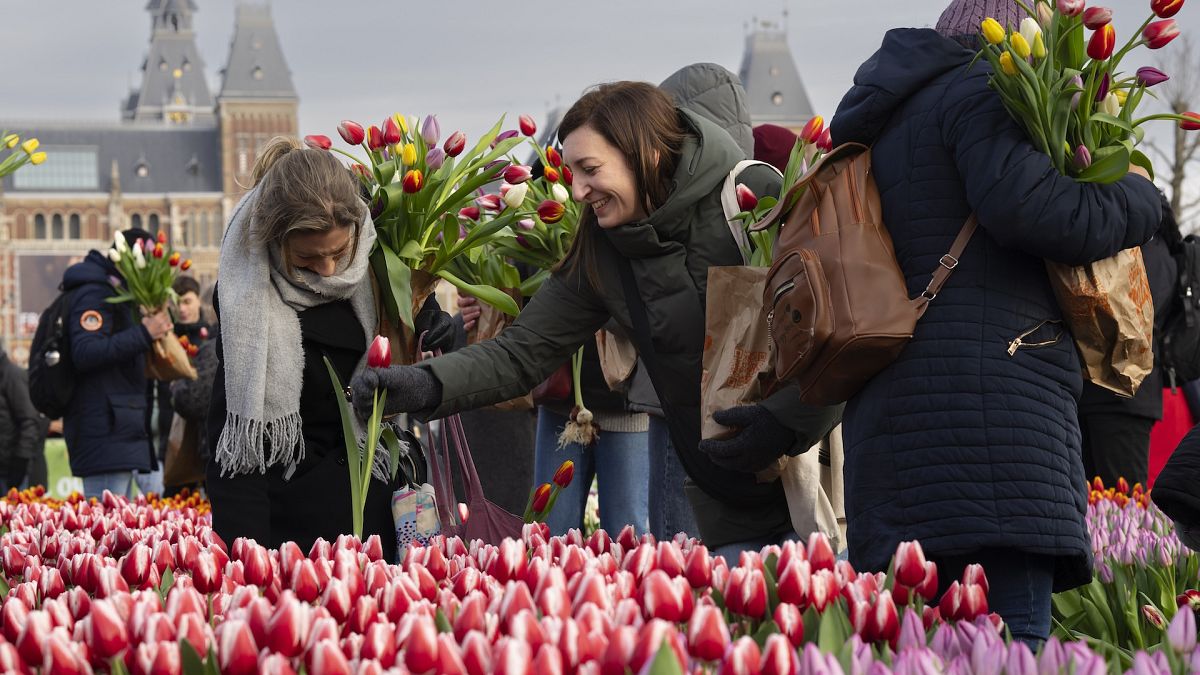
[920,289,937,302]
[939,254,959,270]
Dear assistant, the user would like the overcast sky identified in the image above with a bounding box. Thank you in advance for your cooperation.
[3,0,1199,216]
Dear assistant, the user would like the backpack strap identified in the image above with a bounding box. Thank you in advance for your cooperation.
[721,160,782,264]
[914,214,978,317]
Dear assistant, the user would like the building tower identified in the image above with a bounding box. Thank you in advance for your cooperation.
[738,20,815,135]
[123,0,216,126]
[216,2,299,205]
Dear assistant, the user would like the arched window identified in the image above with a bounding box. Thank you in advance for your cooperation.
[200,211,211,247]
[69,214,81,239]
[131,214,143,230]
[34,214,46,239]
[149,213,160,234]
[51,214,64,239]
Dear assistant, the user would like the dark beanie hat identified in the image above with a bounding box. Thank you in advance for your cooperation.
[753,124,799,173]
[121,227,154,248]
[936,0,1025,41]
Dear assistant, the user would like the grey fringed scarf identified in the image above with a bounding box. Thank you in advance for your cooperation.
[215,186,393,481]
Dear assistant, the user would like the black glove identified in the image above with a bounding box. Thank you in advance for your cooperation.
[698,404,798,473]
[351,365,442,417]
[414,295,455,354]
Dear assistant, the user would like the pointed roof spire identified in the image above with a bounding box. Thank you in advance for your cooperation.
[124,0,214,124]
[737,19,815,130]
[218,2,297,101]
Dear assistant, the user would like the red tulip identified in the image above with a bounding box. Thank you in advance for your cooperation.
[305,134,333,150]
[367,125,385,150]
[735,568,769,618]
[215,619,258,675]
[504,164,533,185]
[43,631,89,675]
[684,604,730,661]
[1082,6,1112,29]
[519,114,538,137]
[545,146,563,168]
[290,559,321,603]
[816,128,833,153]
[915,560,939,602]
[3,544,26,577]
[776,558,812,608]
[1144,19,1180,48]
[1152,0,1185,17]
[939,580,963,621]
[1057,0,1084,15]
[383,116,402,145]
[641,570,694,623]
[180,259,192,271]
[562,165,574,186]
[542,166,560,183]
[266,595,309,658]
[404,616,440,673]
[960,582,989,620]
[1088,24,1116,59]
[38,567,66,600]
[760,633,800,675]
[365,335,391,369]
[190,550,222,594]
[894,541,927,587]
[800,116,824,144]
[155,230,168,244]
[774,602,805,646]
[683,544,712,589]
[360,622,397,669]
[735,184,758,211]
[402,169,424,193]
[442,130,467,157]
[531,483,553,514]
[338,120,366,146]
[242,545,272,588]
[88,599,129,660]
[458,206,481,221]
[808,569,835,613]
[119,543,152,589]
[960,563,989,595]
[536,199,566,225]
[1180,112,1200,130]
[308,639,351,675]
[721,636,763,675]
[167,251,181,267]
[872,591,901,644]
[551,460,575,488]
[599,625,636,675]
[807,532,836,572]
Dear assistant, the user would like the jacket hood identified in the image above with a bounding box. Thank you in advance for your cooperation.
[659,62,755,158]
[831,28,975,146]
[62,250,118,291]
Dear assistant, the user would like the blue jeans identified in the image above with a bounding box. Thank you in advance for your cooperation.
[932,548,1055,648]
[647,416,699,541]
[714,532,801,563]
[534,408,650,535]
[82,470,163,499]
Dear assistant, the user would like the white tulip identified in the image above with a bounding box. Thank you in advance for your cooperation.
[551,183,570,204]
[108,249,121,263]
[502,182,529,209]
[114,231,128,252]
[1100,93,1121,116]
[133,245,146,269]
[1020,18,1042,53]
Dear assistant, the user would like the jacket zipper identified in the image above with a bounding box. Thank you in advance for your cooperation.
[766,279,796,345]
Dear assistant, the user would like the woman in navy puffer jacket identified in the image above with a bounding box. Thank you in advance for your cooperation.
[830,0,1163,644]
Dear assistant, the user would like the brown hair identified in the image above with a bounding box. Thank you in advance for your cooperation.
[248,136,365,275]
[172,274,201,298]
[554,82,686,283]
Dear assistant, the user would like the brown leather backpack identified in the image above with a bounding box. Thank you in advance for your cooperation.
[753,143,976,405]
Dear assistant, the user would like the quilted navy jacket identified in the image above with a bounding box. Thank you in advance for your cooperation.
[830,29,1162,591]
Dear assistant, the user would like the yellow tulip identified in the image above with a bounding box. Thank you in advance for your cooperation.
[392,113,409,135]
[30,151,47,165]
[21,138,39,154]
[401,143,417,166]
[1032,32,1047,59]
[1011,33,1031,59]
[3,134,17,149]
[1114,90,1128,105]
[981,18,1006,45]
[999,51,1018,76]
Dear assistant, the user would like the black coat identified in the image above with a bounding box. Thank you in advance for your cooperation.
[62,251,155,476]
[830,29,1162,591]
[206,291,396,561]
[0,350,41,464]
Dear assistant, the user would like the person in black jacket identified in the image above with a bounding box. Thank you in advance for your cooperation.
[0,339,42,490]
[1078,192,1180,488]
[61,228,173,498]
[830,0,1162,645]
[206,137,451,562]
[1153,424,1200,551]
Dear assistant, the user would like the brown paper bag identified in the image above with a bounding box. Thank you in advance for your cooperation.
[145,334,198,382]
[1045,248,1154,398]
[596,329,638,391]
[700,267,780,482]
[375,269,440,366]
[164,415,205,487]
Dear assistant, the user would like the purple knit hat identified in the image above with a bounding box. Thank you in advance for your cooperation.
[936,0,1026,40]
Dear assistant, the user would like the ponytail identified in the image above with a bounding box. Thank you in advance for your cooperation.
[251,136,302,187]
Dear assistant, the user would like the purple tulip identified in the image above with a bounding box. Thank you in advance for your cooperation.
[1137,67,1170,87]
[1069,75,1085,110]
[517,218,536,231]
[420,115,440,146]
[484,159,509,174]
[425,147,445,171]
[107,275,122,288]
[515,235,532,249]
[1167,601,1198,653]
[490,129,519,149]
[1074,145,1092,170]
[897,608,926,652]
[1005,642,1037,675]
[1095,72,1110,102]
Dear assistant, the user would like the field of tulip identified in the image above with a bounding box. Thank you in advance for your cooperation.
[0,483,1198,675]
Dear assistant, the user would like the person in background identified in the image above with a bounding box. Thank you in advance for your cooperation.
[829,0,1162,646]
[1078,192,1179,488]
[167,280,216,495]
[61,228,171,498]
[752,123,801,173]
[155,274,210,492]
[1153,423,1200,551]
[0,338,42,491]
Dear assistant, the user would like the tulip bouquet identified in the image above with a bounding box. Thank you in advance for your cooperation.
[323,336,407,539]
[974,0,1198,183]
[0,132,46,178]
[1052,477,1200,665]
[309,114,529,363]
[732,116,832,267]
[105,231,197,382]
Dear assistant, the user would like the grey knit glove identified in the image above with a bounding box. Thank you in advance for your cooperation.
[698,404,799,473]
[350,366,442,417]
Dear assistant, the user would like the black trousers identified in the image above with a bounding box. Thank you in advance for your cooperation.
[1080,413,1154,489]
[3,457,29,491]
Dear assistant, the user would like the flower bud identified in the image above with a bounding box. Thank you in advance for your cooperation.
[551,183,570,204]
[1082,6,1112,29]
[458,206,481,221]
[799,116,824,144]
[735,184,758,211]
[1010,32,1031,60]
[443,131,467,157]
[1151,0,1185,18]
[492,129,519,149]
[392,113,409,135]
[425,147,445,171]
[1057,0,1084,16]
[503,164,533,184]
[546,146,563,167]
[382,116,402,146]
[1095,72,1110,101]
[338,120,365,146]
[1073,144,1092,170]
[304,134,332,150]
[20,139,38,155]
[30,152,46,165]
[531,483,552,512]
[981,18,1006,45]
[999,51,1018,76]
[476,194,502,211]
[169,252,181,267]
[816,128,832,153]
[1036,1,1054,27]
[543,166,560,183]
[502,182,529,208]
[421,116,440,146]
[367,125,385,150]
[537,199,566,224]
[367,336,391,369]
[401,143,417,167]
[519,114,538,137]
[1032,31,1047,59]
[517,218,536,231]
[181,259,192,271]
[1100,92,1121,116]
[402,169,423,193]
[2,134,17,148]
[1180,112,1200,131]
[153,243,164,258]
[1144,19,1180,49]
[108,249,122,263]
[1087,24,1116,60]
[1137,67,1170,87]
[562,166,574,186]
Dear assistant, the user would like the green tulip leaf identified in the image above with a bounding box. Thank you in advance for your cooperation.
[1091,113,1134,134]
[323,355,363,537]
[436,270,520,317]
[435,608,453,634]
[1130,150,1154,181]
[381,246,415,331]
[398,239,424,262]
[374,159,397,186]
[179,639,206,675]
[751,619,780,650]
[0,575,8,598]
[519,268,551,298]
[1076,145,1130,184]
[646,644,686,675]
